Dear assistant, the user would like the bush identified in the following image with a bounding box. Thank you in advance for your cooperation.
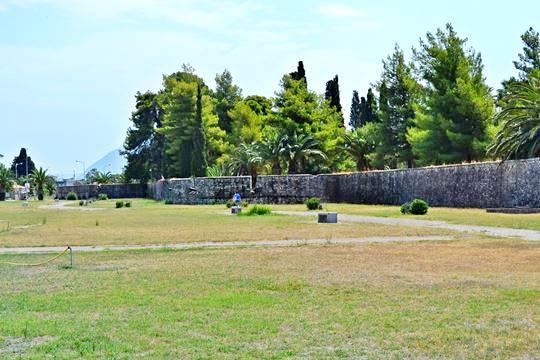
[401,199,429,215]
[66,192,77,201]
[243,204,271,216]
[124,201,132,208]
[225,199,235,208]
[165,199,173,205]
[79,200,84,206]
[115,200,124,208]
[400,202,411,214]
[305,197,322,211]
[410,199,429,215]
[241,200,249,208]
[97,193,108,201]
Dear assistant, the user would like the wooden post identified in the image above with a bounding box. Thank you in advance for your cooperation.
[68,246,73,267]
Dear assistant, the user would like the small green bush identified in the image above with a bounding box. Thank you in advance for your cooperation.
[115,200,124,208]
[165,199,173,205]
[79,200,84,206]
[243,204,271,216]
[97,193,108,201]
[305,197,322,211]
[410,199,429,215]
[226,199,235,208]
[241,200,249,208]
[400,202,411,214]
[66,192,77,201]
[124,201,132,208]
[401,199,429,215]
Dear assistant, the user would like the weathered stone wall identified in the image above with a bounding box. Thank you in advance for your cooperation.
[57,183,146,199]
[58,158,540,208]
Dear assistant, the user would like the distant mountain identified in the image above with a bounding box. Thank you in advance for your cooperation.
[86,148,126,176]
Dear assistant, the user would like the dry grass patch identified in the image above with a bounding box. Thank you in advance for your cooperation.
[0,200,455,247]
[0,239,538,358]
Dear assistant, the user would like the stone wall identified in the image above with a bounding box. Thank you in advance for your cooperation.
[57,183,146,199]
[58,158,540,208]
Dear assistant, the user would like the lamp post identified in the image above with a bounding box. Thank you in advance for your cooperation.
[75,160,86,180]
[15,162,23,178]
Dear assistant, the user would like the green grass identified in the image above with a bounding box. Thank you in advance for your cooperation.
[0,240,539,358]
[272,203,540,231]
[0,200,454,248]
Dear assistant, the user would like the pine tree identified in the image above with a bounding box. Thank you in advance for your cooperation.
[215,69,242,133]
[409,24,494,165]
[514,27,540,80]
[191,82,208,176]
[498,27,540,105]
[158,75,199,178]
[325,75,342,113]
[365,89,378,123]
[373,45,418,168]
[122,91,167,182]
[349,90,361,129]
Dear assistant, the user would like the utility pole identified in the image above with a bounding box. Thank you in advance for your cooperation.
[75,160,86,180]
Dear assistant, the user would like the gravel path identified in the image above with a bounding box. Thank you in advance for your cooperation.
[275,211,540,241]
[39,202,104,211]
[0,235,455,254]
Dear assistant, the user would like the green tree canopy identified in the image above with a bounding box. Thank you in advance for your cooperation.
[409,24,494,165]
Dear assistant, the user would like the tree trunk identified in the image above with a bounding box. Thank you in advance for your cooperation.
[0,192,5,201]
[250,169,257,193]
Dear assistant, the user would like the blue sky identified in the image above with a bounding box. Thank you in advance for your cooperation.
[0,0,538,176]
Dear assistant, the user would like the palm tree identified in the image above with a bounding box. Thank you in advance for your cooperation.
[344,128,375,171]
[31,167,48,200]
[490,71,540,160]
[281,133,326,174]
[0,164,13,201]
[92,171,114,184]
[228,143,263,191]
[256,131,287,175]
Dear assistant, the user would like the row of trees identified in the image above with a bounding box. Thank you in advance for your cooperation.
[123,24,540,182]
[0,164,53,201]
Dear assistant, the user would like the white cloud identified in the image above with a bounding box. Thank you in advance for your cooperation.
[317,3,364,17]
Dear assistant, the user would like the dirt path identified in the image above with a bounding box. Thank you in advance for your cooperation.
[39,201,104,211]
[275,211,540,241]
[0,235,455,254]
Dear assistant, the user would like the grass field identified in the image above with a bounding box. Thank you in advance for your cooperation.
[1,199,539,358]
[272,203,540,230]
[1,240,539,358]
[0,200,454,248]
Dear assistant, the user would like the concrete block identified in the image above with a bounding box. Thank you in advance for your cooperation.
[318,212,338,223]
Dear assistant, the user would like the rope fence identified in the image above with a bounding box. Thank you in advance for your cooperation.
[0,246,72,267]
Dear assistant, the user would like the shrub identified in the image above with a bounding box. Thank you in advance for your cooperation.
[400,202,411,214]
[401,199,429,215]
[410,199,429,215]
[66,192,77,201]
[165,199,173,205]
[97,193,108,201]
[124,201,132,208]
[243,204,271,216]
[226,199,235,208]
[305,197,322,211]
[241,200,249,208]
[115,200,124,208]
[79,200,84,206]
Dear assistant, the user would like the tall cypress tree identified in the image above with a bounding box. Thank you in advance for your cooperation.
[365,88,379,123]
[191,82,208,176]
[10,148,36,177]
[325,75,342,113]
[289,61,307,85]
[349,90,361,129]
